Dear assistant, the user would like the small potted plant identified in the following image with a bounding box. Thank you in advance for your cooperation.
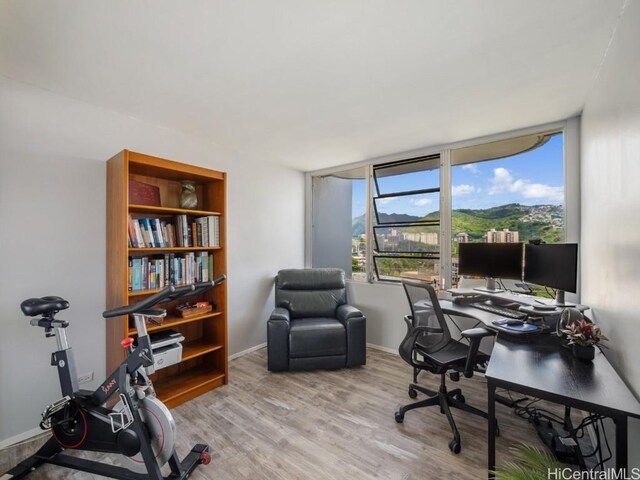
[561,319,608,361]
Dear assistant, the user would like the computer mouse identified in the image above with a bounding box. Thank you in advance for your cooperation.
[506,319,524,326]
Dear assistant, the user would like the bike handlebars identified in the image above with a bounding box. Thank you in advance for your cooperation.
[102,275,227,318]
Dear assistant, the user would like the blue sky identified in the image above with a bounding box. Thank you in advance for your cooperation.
[352,133,564,218]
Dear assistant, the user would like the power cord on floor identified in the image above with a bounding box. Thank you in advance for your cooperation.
[500,390,611,471]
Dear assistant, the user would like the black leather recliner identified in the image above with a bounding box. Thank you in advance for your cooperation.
[267,268,366,371]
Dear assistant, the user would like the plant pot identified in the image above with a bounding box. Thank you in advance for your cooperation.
[573,344,595,361]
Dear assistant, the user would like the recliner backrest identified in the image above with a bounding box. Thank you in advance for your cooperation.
[275,268,346,319]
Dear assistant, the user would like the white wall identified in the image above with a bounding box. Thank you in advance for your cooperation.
[0,77,305,443]
[580,0,640,466]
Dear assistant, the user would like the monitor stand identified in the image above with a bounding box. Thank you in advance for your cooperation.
[473,277,504,294]
[549,289,575,308]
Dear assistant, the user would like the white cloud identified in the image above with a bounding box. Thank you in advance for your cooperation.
[461,164,479,174]
[452,184,477,196]
[488,167,563,202]
[521,183,564,201]
[377,197,396,205]
[411,196,432,207]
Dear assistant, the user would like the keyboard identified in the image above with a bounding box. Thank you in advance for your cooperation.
[469,302,527,319]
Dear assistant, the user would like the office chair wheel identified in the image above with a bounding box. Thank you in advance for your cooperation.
[408,386,418,399]
[453,393,465,403]
[394,411,404,423]
[448,439,461,454]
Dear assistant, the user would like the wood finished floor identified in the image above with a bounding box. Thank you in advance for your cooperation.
[5,347,555,479]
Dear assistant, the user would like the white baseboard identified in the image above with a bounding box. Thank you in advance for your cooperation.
[366,343,398,355]
[229,342,266,360]
[0,426,46,451]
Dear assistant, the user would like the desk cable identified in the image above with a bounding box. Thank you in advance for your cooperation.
[501,389,612,471]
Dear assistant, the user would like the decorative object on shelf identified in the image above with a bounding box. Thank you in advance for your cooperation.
[129,179,161,206]
[176,301,213,318]
[179,180,198,209]
[561,319,608,361]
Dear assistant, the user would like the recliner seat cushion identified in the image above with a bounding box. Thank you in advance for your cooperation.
[289,317,346,358]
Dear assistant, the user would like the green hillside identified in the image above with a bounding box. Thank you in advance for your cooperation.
[351,213,421,236]
[353,203,563,244]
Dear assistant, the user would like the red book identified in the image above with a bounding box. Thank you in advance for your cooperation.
[129,179,161,206]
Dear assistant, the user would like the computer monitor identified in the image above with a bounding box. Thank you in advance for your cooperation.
[524,243,578,306]
[457,242,523,293]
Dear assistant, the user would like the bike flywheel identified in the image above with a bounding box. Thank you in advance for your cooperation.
[122,396,176,473]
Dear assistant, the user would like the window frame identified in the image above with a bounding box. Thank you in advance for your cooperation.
[370,154,442,283]
[305,118,580,294]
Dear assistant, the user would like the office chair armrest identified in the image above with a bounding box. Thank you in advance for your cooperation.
[460,327,493,340]
[269,307,290,322]
[336,304,363,322]
[461,327,495,378]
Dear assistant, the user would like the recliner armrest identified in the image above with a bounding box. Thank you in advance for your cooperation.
[269,307,290,323]
[461,327,495,378]
[338,306,366,367]
[336,304,363,322]
[267,308,291,371]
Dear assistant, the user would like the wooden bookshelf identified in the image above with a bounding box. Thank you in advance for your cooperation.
[106,150,228,407]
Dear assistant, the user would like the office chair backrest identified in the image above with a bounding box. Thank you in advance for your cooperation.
[401,278,451,354]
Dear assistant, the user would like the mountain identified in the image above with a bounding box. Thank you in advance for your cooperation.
[451,204,563,243]
[353,204,563,243]
[351,212,421,236]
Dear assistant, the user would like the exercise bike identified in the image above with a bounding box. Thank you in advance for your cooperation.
[3,275,226,480]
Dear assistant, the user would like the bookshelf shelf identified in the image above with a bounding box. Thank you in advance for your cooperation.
[128,311,223,335]
[107,150,228,407]
[129,246,222,253]
[129,204,222,217]
[128,287,164,297]
[153,365,225,408]
[181,339,223,362]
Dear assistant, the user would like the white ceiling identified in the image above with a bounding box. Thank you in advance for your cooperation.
[0,1,625,171]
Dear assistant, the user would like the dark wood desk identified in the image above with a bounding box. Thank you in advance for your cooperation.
[486,335,640,478]
[437,300,640,478]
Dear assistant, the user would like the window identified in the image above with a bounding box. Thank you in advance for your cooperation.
[450,131,565,292]
[372,155,441,282]
[309,126,569,289]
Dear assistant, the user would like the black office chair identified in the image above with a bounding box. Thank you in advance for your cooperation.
[394,278,496,453]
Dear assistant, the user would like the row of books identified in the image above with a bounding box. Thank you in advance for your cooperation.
[128,214,220,248]
[128,252,215,292]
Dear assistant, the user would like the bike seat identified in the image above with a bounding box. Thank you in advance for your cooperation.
[21,296,70,317]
